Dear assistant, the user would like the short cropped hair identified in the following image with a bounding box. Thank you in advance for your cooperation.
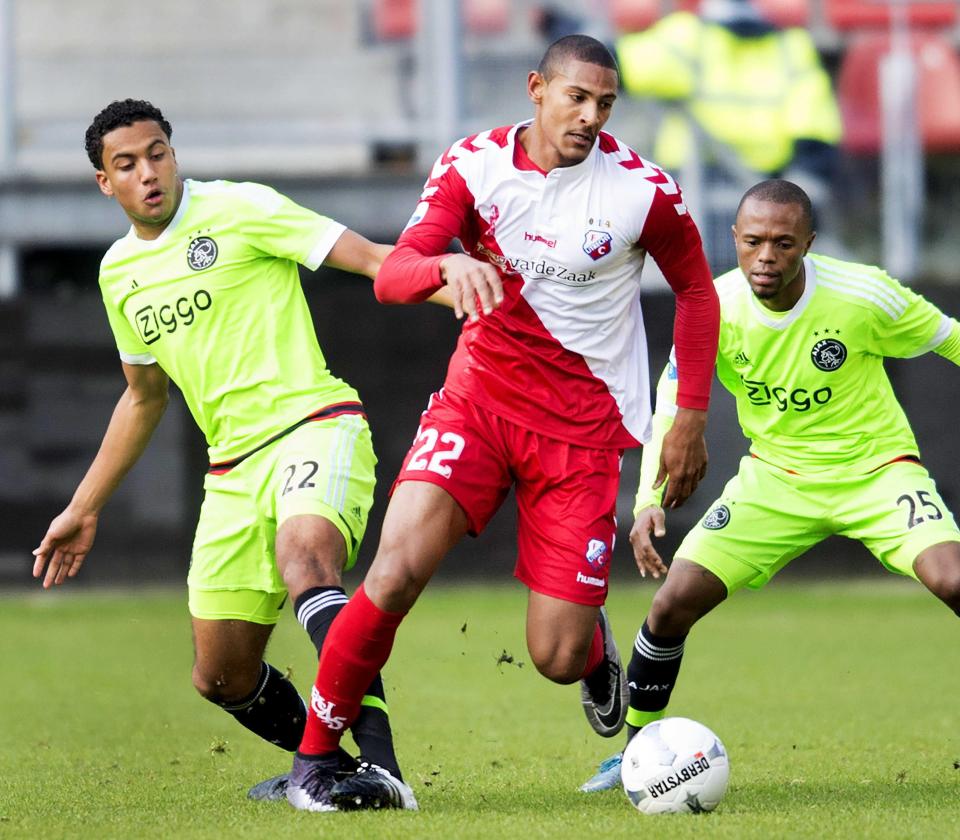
[85,99,172,170]
[538,34,619,81]
[736,179,814,232]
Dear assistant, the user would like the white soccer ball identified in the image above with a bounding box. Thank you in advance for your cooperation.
[620,717,730,814]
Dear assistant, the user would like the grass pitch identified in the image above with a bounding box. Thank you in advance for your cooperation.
[2,579,958,839]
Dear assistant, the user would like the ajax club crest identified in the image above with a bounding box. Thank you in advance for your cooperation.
[810,338,846,372]
[703,505,730,530]
[186,236,218,271]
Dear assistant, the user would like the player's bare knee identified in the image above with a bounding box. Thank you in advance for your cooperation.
[526,632,586,683]
[365,554,424,612]
[915,543,960,611]
[275,516,347,596]
[191,662,259,704]
[530,648,581,684]
[926,567,960,612]
[648,560,726,635]
[192,666,230,703]
[648,588,695,637]
[536,662,580,684]
[279,555,342,600]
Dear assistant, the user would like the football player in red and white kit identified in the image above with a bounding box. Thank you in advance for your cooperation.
[286,35,720,812]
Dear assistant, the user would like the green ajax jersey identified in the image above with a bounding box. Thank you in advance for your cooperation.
[636,253,960,511]
[713,253,952,475]
[99,179,358,463]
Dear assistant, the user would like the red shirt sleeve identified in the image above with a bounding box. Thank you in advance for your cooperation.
[638,187,719,411]
[374,160,474,304]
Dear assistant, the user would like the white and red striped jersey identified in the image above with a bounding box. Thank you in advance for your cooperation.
[376,122,719,448]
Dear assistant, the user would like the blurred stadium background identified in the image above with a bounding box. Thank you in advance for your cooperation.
[1,0,958,589]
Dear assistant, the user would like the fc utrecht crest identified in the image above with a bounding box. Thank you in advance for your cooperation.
[585,538,609,570]
[582,230,612,261]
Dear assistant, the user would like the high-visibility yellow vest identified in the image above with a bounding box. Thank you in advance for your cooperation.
[617,12,842,174]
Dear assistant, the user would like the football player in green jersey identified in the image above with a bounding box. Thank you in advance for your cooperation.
[31,99,433,807]
[581,178,960,791]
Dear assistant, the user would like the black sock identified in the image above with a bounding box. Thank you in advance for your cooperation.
[294,587,403,780]
[218,662,306,751]
[625,619,687,742]
[294,585,350,653]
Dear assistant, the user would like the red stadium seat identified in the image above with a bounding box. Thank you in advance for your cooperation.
[610,0,662,33]
[372,0,508,40]
[827,0,957,30]
[613,0,808,32]
[838,31,960,153]
[464,0,510,33]
[754,0,810,28]
[372,0,416,40]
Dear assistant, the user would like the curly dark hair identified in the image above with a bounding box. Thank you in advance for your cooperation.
[85,99,172,170]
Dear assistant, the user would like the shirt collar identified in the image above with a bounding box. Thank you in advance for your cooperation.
[510,121,597,178]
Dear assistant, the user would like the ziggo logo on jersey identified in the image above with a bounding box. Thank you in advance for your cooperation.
[742,377,832,412]
[134,289,212,344]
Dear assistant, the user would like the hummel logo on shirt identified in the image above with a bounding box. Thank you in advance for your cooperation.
[576,570,605,587]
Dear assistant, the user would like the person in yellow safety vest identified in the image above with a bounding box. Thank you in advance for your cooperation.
[616,0,842,184]
[535,0,842,271]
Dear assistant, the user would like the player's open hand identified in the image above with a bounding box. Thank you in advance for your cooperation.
[630,505,668,579]
[32,508,99,589]
[658,408,708,509]
[439,254,503,322]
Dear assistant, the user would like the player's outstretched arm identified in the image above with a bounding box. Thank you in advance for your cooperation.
[32,362,169,588]
[630,505,668,579]
[324,229,392,280]
[374,165,501,317]
[323,229,455,309]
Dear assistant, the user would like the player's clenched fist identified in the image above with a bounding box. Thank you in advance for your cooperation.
[439,253,504,322]
[630,505,668,580]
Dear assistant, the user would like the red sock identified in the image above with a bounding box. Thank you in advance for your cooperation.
[298,584,407,755]
[580,620,604,679]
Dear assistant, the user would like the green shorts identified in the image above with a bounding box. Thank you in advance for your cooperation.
[678,456,960,594]
[188,414,376,623]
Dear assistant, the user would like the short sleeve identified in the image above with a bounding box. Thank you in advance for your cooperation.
[866,272,949,358]
[228,182,346,271]
[100,285,156,365]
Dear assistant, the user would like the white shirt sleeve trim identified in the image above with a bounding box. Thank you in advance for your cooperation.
[119,351,157,365]
[304,222,348,271]
[905,314,953,358]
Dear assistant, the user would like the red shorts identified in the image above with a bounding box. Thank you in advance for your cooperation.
[395,389,622,606]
